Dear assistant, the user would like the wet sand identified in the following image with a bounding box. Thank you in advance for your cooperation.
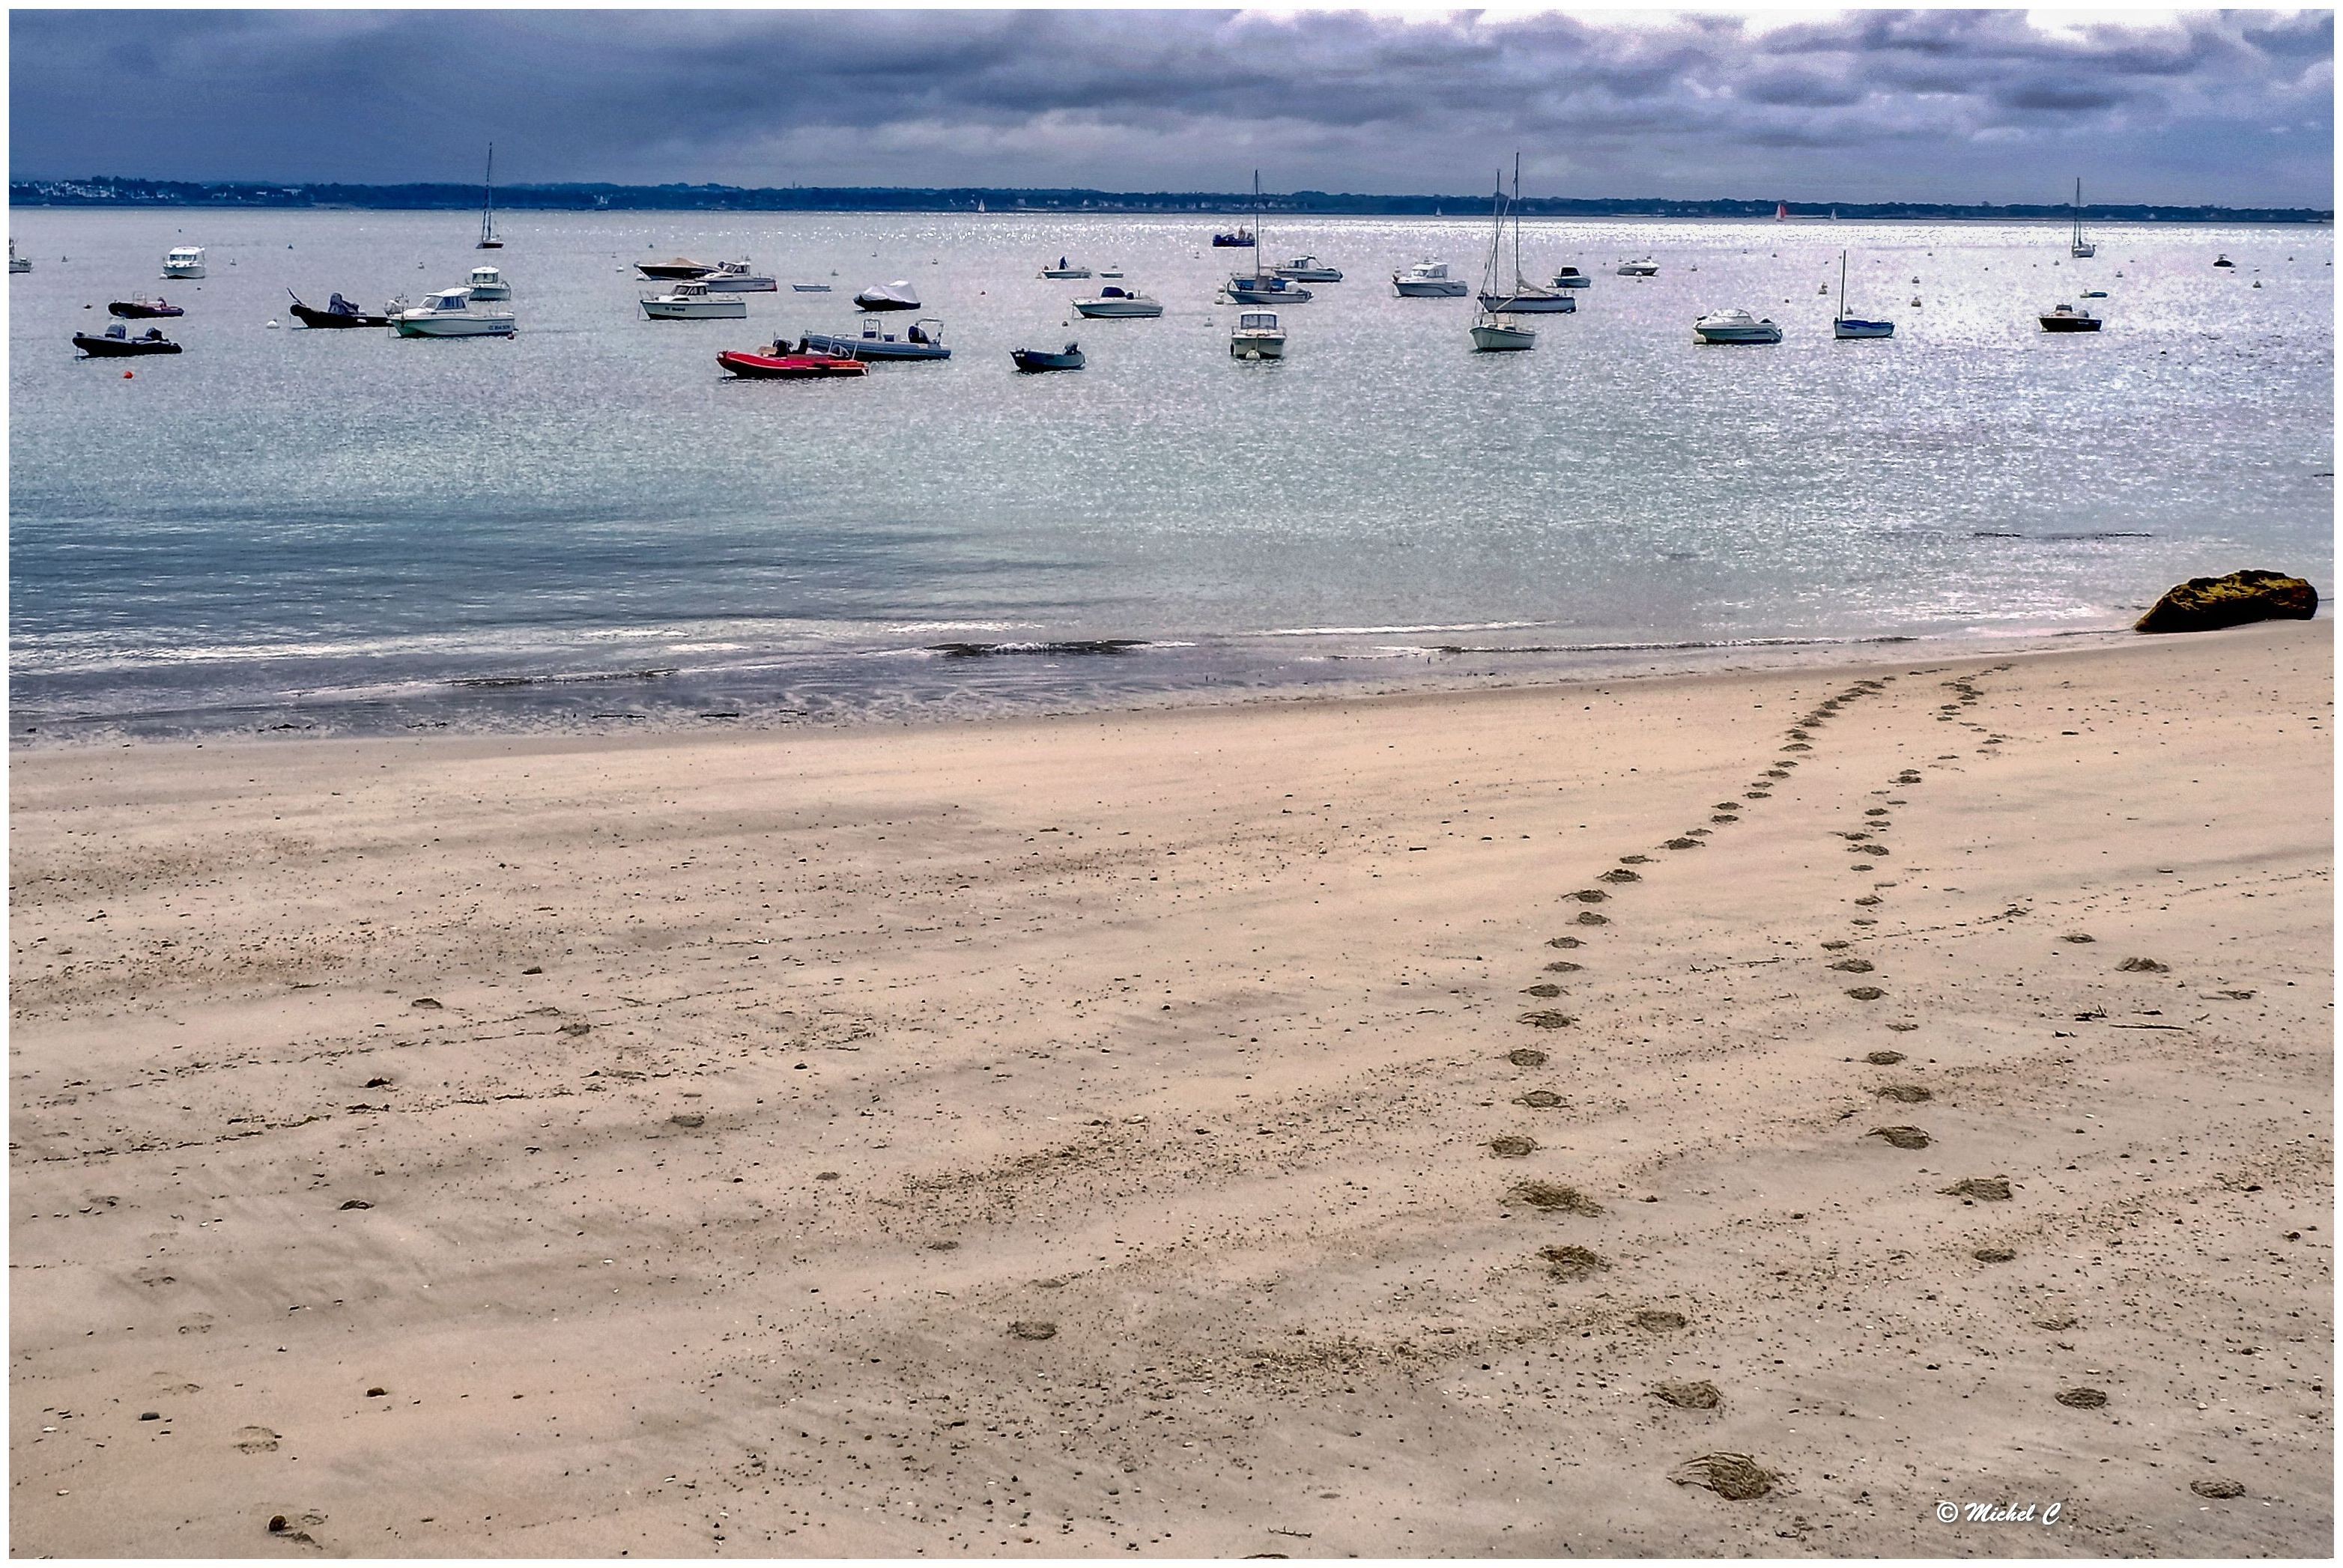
[10,619,2330,1556]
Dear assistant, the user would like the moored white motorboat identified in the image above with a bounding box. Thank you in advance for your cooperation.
[163,246,206,279]
[1691,307,1781,344]
[465,264,511,300]
[1392,259,1468,297]
[1616,257,1659,276]
[1039,256,1091,279]
[699,260,778,292]
[641,279,748,319]
[1230,309,1285,359]
[2038,303,2102,332]
[854,280,921,311]
[1273,255,1342,282]
[1073,285,1163,318]
[390,287,517,337]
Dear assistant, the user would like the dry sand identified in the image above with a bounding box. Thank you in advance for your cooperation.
[10,620,2331,1557]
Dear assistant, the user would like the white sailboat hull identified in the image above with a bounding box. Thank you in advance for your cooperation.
[1470,320,1536,351]
[1478,290,1574,313]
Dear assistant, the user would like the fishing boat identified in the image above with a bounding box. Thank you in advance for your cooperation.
[1831,251,1894,340]
[1478,157,1572,314]
[1470,176,1536,352]
[2068,177,2094,259]
[1616,257,1658,276]
[465,264,511,300]
[390,287,517,337]
[852,280,921,311]
[74,322,181,356]
[286,289,390,328]
[640,279,747,320]
[1039,257,1092,279]
[1549,266,1592,289]
[2038,303,2102,332]
[639,256,716,280]
[1011,341,1085,372]
[1691,307,1781,344]
[108,297,184,319]
[717,344,867,379]
[476,144,503,249]
[1273,255,1343,282]
[801,318,950,360]
[1212,227,1256,248]
[1230,308,1286,359]
[1392,259,1468,297]
[163,246,206,279]
[1073,285,1163,318]
[699,260,777,291]
[9,240,29,274]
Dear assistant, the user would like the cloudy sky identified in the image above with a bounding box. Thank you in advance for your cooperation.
[9,7,2333,205]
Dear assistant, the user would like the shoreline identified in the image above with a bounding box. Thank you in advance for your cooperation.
[10,616,2158,753]
[12,619,2330,1556]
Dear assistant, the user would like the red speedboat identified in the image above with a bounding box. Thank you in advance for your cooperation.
[717,346,867,380]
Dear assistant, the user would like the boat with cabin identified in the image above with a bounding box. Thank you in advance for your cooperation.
[1230,308,1286,359]
[1073,285,1163,318]
[1392,259,1468,297]
[163,246,206,279]
[390,287,517,337]
[1691,307,1781,344]
[641,279,747,319]
[1616,257,1658,277]
[1549,266,1592,288]
[699,260,777,292]
[465,264,511,300]
[1225,173,1312,304]
[1212,227,1255,248]
[2038,303,2102,332]
[1273,255,1343,282]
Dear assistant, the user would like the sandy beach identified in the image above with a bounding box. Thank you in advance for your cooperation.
[10,620,2330,1557]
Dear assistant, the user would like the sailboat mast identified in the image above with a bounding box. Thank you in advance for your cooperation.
[1511,152,1522,288]
[1837,249,1846,323]
[1253,169,1264,283]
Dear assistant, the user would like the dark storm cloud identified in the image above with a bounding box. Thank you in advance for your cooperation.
[8,9,2332,205]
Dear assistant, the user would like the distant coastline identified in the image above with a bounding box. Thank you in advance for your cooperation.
[10,175,2333,224]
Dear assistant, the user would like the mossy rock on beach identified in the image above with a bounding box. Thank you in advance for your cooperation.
[2136,569,2318,634]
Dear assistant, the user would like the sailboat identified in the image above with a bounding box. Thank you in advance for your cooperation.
[476,144,503,250]
[1470,172,1536,351]
[1225,172,1310,304]
[1476,154,1571,314]
[1831,249,1894,339]
[2068,177,2094,259]
[1775,200,1791,221]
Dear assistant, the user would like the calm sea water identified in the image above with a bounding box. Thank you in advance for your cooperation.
[9,208,2332,741]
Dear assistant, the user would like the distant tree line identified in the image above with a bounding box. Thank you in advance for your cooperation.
[9,176,2332,225]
